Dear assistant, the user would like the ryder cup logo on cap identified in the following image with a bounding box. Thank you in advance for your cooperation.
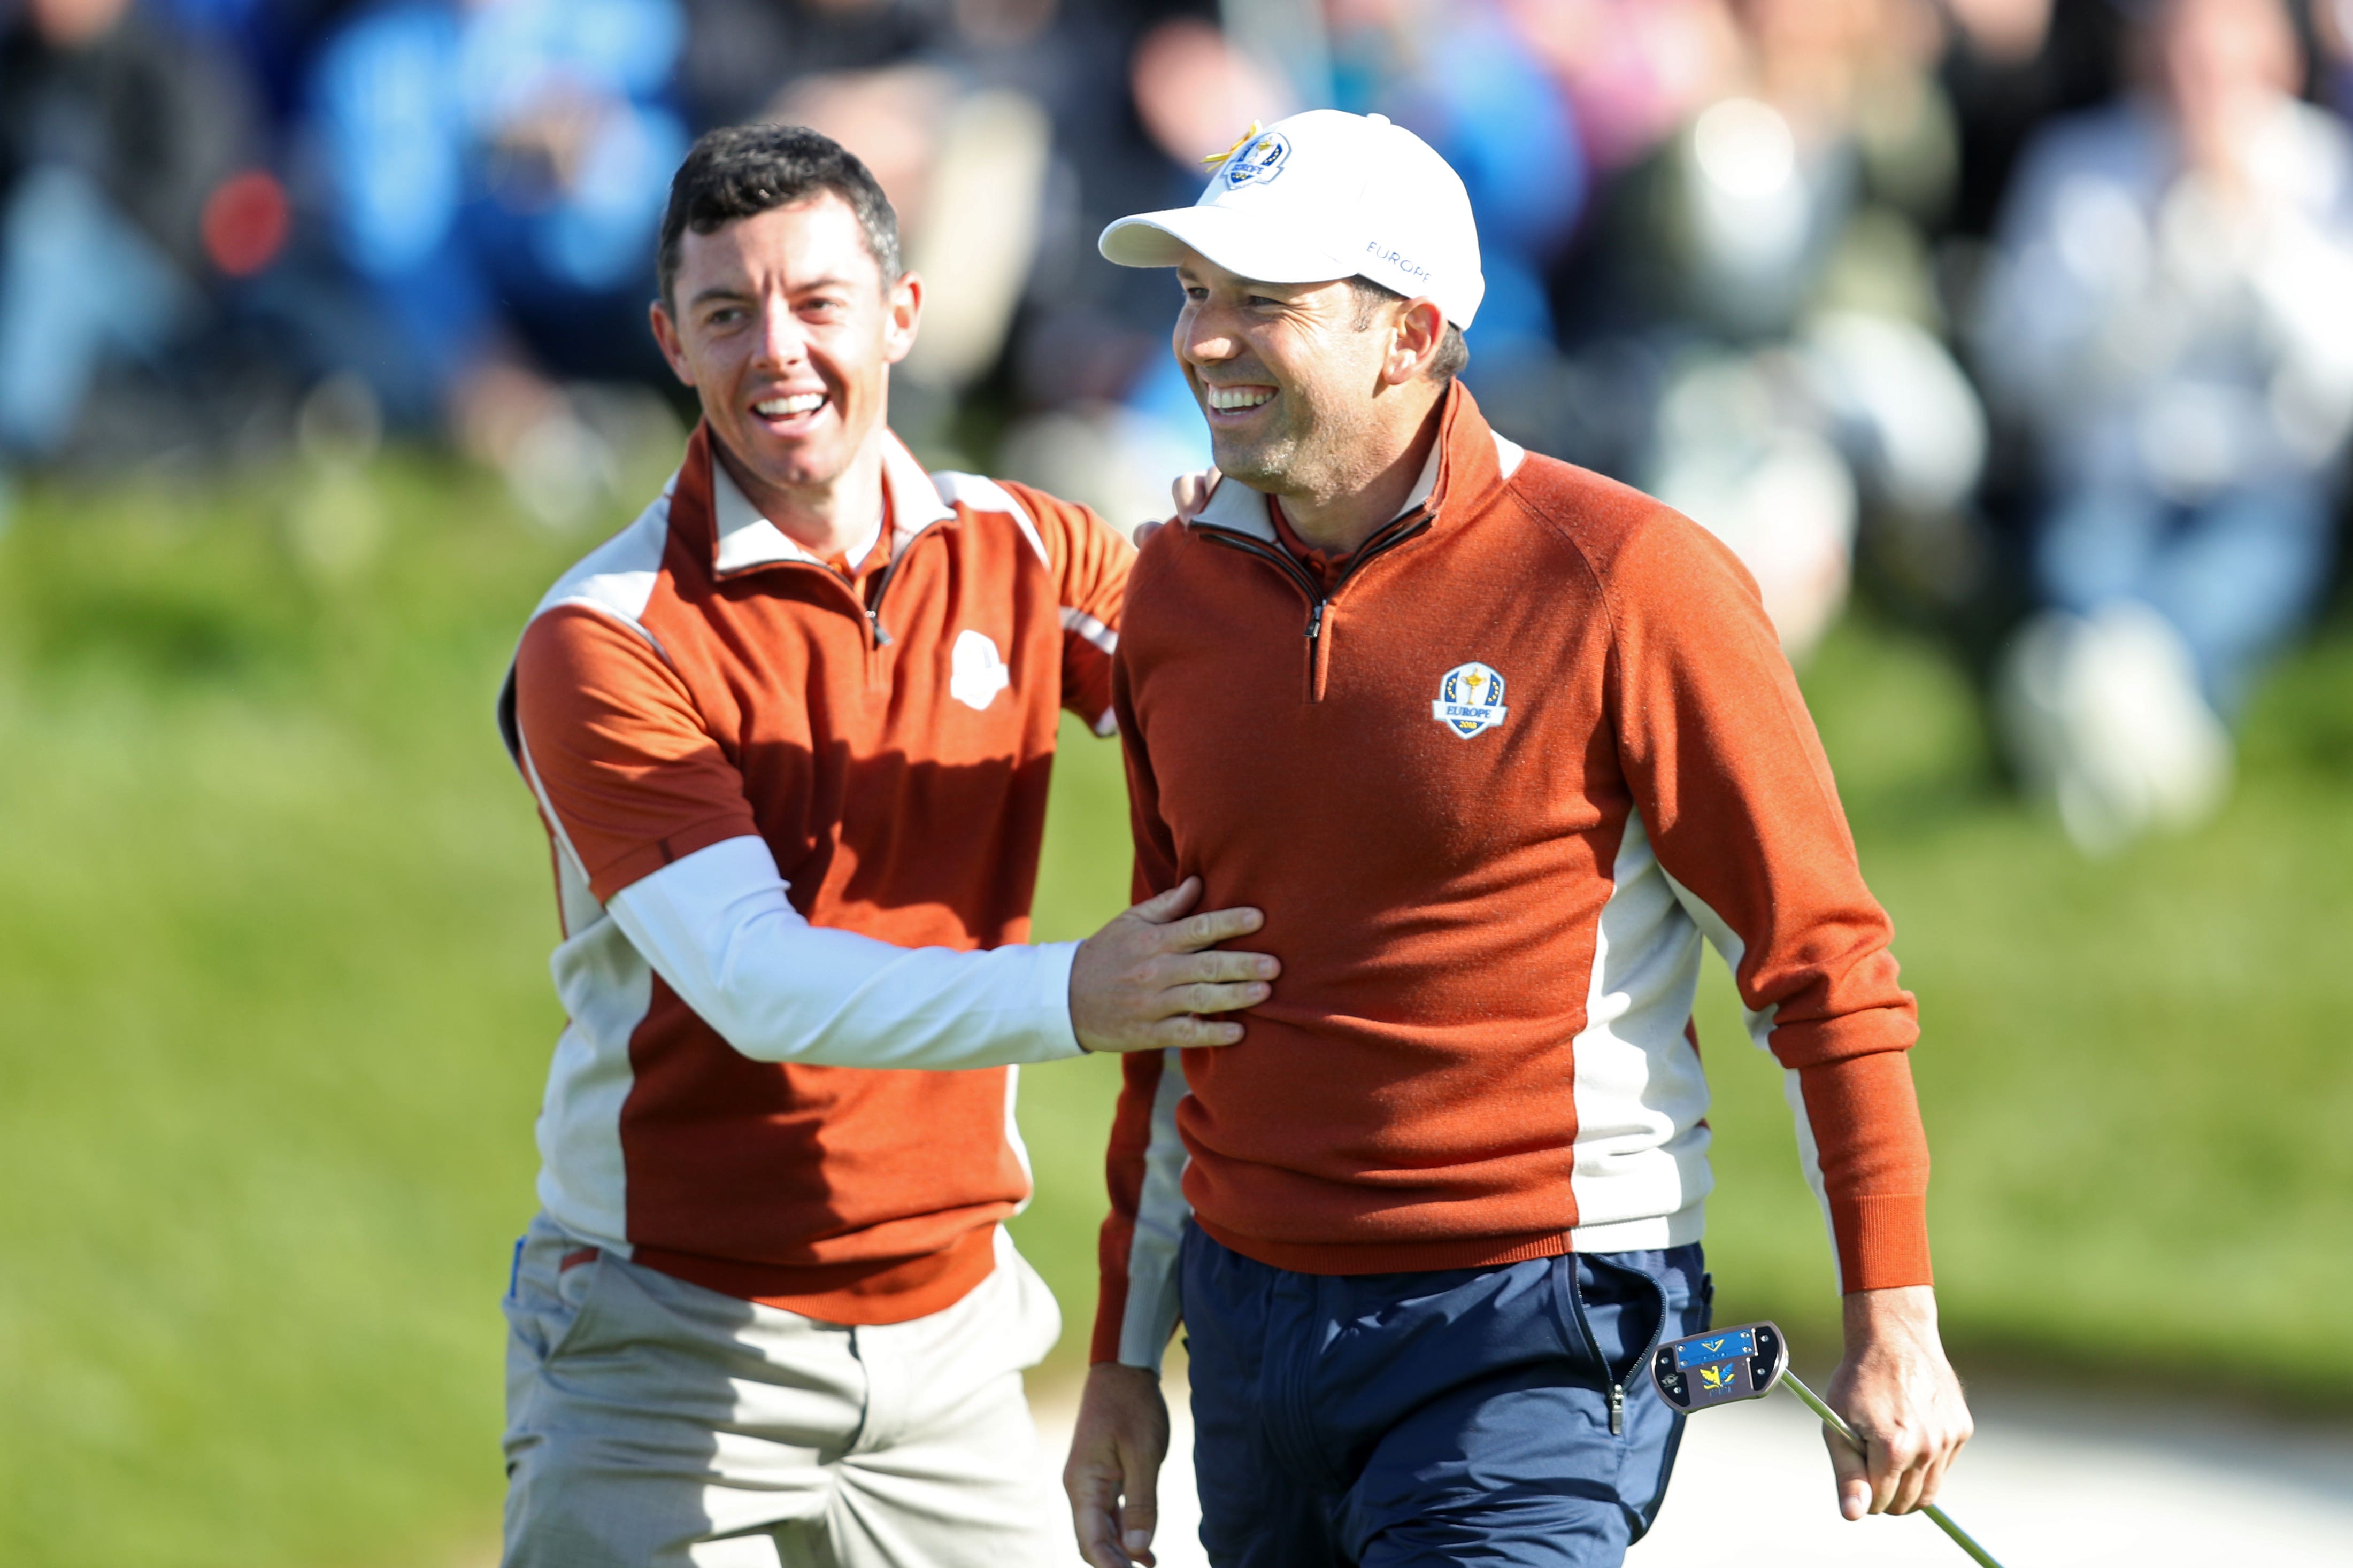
[1098,109,1486,330]
[1222,128,1291,187]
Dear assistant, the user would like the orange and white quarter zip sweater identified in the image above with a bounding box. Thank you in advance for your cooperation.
[1094,384,1930,1369]
[502,423,1130,1325]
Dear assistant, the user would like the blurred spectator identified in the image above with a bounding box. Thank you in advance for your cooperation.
[1549,0,1988,659]
[1936,0,2126,241]
[2318,0,2353,116]
[1324,0,1589,373]
[675,0,944,129]
[1504,0,1743,176]
[293,0,691,520]
[1975,0,2353,851]
[0,0,260,473]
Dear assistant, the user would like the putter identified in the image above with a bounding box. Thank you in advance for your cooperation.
[1649,1323,2006,1568]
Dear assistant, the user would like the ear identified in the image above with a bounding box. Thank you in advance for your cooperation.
[649,299,695,387]
[882,271,924,365]
[1381,297,1448,387]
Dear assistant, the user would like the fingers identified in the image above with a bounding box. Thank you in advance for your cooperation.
[1914,1423,1966,1510]
[1069,1443,1150,1568]
[1824,1422,1872,1522]
[1171,467,1221,521]
[1072,882,1276,1054]
[1891,1414,1968,1515]
[1885,1446,1929,1516]
[1159,904,1266,951]
[1127,877,1204,925]
[1151,1013,1247,1048]
[1075,1498,1129,1565]
[1160,947,1280,985]
[1119,1445,1160,1567]
[1067,1457,1130,1567]
[1170,979,1271,1015]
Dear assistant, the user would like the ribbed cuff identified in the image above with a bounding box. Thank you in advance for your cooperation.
[1832,1191,1933,1292]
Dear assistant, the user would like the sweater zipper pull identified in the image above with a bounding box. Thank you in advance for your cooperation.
[867,606,892,647]
[1608,1382,1625,1436]
[1304,599,1325,644]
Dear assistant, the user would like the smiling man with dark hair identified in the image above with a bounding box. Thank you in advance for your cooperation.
[494,122,1280,1568]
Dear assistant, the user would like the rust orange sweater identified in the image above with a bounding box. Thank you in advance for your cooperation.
[1093,385,1929,1367]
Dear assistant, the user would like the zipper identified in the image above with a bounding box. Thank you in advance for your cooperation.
[1197,511,1429,701]
[1563,1255,1678,1442]
[863,552,902,648]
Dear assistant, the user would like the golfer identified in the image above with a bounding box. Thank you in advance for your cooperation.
[495,124,1279,1567]
[1064,110,1973,1567]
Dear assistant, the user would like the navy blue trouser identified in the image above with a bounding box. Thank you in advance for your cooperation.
[1180,1226,1710,1567]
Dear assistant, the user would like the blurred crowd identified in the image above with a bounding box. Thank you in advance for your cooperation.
[4,0,2351,846]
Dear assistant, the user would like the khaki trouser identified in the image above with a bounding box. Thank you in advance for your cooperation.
[502,1215,1066,1568]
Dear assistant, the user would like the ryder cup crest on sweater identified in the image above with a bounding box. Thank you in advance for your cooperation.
[1432,661,1508,737]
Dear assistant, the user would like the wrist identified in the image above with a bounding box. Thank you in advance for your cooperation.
[1840,1284,1940,1350]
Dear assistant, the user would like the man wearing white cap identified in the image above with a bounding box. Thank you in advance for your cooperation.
[1062,110,1974,1567]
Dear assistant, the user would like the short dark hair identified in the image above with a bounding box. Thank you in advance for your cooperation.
[657,124,902,308]
[1348,277,1469,382]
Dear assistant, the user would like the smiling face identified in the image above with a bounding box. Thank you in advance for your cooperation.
[1173,250,1440,508]
[649,193,918,508]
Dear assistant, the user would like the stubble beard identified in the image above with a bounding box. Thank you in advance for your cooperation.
[1210,387,1364,502]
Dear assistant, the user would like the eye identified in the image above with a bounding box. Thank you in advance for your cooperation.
[705,305,745,327]
[1245,294,1282,309]
[1181,286,1209,303]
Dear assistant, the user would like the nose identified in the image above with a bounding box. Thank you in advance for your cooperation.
[1178,297,1239,368]
[751,296,808,372]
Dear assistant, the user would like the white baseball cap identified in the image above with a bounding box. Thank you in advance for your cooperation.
[1099,109,1486,329]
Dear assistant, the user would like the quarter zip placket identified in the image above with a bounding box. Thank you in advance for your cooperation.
[1200,510,1429,701]
[728,524,935,693]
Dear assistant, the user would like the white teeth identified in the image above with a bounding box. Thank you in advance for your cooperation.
[1207,385,1274,412]
[755,394,825,417]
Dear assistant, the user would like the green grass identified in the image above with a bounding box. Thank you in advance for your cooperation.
[0,465,2347,1567]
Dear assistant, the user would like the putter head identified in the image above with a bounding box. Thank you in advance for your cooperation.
[1650,1322,1788,1415]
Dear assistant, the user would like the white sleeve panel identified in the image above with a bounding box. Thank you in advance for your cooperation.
[1118,1048,1194,1373]
[1660,861,1841,1272]
[606,836,1086,1070]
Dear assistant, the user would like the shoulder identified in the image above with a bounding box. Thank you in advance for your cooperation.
[1499,450,1750,598]
[524,484,681,645]
[933,469,1135,577]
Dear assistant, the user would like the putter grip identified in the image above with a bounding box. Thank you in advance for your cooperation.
[1777,1372,2008,1568]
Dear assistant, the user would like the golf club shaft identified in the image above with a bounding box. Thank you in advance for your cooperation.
[1778,1371,2006,1568]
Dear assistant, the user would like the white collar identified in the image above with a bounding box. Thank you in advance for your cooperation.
[709,431,957,575]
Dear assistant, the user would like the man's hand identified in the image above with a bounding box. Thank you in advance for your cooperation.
[1823,1285,1974,1520]
[1070,877,1277,1053]
[1064,1362,1170,1568]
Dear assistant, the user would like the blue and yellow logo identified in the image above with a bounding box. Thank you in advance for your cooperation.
[1431,661,1509,739]
[1218,128,1291,188]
